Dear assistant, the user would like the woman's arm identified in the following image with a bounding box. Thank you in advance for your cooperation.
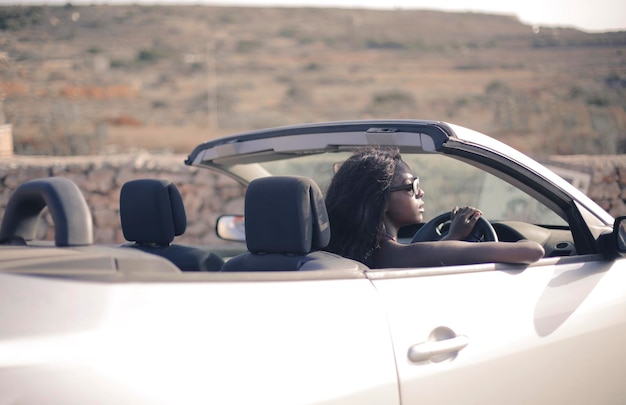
[374,239,545,268]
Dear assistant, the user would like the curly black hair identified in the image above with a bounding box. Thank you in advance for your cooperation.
[325,146,402,266]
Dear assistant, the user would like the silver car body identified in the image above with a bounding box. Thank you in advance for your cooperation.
[1,120,625,404]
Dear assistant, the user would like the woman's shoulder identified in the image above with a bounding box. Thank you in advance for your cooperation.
[372,238,435,268]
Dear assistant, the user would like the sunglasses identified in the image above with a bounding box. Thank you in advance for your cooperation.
[389,177,421,197]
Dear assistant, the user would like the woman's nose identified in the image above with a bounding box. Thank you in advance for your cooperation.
[415,187,424,199]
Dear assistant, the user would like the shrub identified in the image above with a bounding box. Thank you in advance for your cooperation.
[372,91,415,105]
[586,93,610,107]
[485,80,511,95]
[235,40,261,53]
[0,6,45,31]
[365,39,407,50]
[367,90,416,114]
[137,48,163,62]
[303,62,320,71]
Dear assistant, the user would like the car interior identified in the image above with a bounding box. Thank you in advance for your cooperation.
[235,151,584,258]
[0,147,609,273]
[0,175,369,274]
[0,176,182,274]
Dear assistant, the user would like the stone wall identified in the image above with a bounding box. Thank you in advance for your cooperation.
[0,153,245,246]
[0,153,625,246]
[543,155,626,217]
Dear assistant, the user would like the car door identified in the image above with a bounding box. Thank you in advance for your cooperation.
[368,256,626,404]
[0,271,400,405]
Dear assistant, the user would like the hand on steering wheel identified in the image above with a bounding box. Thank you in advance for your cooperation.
[448,206,482,240]
[411,208,498,243]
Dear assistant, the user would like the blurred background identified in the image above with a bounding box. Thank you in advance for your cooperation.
[0,3,625,157]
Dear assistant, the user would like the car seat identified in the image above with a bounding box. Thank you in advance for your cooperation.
[120,178,224,271]
[221,176,368,272]
[0,177,93,246]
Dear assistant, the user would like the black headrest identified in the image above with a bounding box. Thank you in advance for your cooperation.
[245,176,331,255]
[120,179,186,246]
[0,177,93,246]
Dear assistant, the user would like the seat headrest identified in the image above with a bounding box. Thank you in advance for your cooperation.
[0,177,93,246]
[244,176,330,255]
[120,179,186,246]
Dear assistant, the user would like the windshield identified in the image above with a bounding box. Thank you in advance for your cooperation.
[256,152,566,226]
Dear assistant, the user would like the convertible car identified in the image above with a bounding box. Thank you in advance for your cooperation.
[1,120,625,404]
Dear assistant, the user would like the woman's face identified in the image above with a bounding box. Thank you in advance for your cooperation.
[385,161,425,227]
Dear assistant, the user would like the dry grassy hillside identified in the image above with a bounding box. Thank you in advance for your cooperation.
[0,4,625,157]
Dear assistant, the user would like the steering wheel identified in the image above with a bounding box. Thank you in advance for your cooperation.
[410,211,498,243]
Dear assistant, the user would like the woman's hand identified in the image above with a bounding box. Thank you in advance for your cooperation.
[445,206,483,240]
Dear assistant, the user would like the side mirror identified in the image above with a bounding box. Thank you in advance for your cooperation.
[216,215,245,242]
[599,216,626,258]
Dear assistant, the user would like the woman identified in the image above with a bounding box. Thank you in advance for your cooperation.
[324,146,545,268]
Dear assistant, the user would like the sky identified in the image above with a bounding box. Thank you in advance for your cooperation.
[1,0,624,32]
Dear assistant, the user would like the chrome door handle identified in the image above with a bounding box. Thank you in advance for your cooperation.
[407,335,469,363]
